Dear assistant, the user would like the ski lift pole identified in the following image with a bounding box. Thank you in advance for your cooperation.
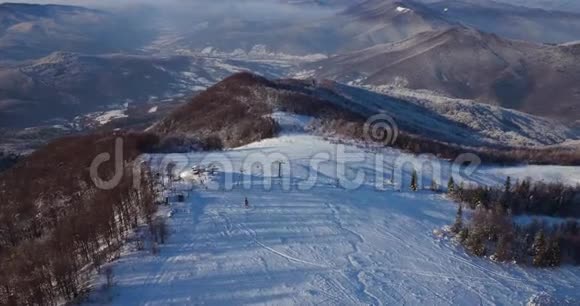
[275,160,286,179]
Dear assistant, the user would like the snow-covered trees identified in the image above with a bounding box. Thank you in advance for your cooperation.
[532,230,547,260]
[465,229,486,256]
[318,112,580,166]
[0,133,163,305]
[449,179,580,218]
[450,201,578,267]
[447,176,580,267]
[494,232,513,262]
[532,231,562,267]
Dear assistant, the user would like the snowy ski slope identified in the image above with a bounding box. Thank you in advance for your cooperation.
[85,133,580,305]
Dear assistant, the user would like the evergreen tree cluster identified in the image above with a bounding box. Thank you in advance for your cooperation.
[448,177,580,218]
[450,196,580,267]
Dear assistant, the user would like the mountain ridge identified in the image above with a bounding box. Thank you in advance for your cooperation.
[308,26,580,123]
[154,72,580,149]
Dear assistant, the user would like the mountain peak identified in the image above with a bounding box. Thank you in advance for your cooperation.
[344,0,448,22]
[310,27,580,122]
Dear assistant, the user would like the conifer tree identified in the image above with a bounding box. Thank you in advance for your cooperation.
[504,176,512,193]
[452,205,463,234]
[447,176,455,194]
[494,233,513,262]
[466,230,486,256]
[458,227,469,242]
[546,238,562,267]
[532,230,548,266]
[500,176,513,210]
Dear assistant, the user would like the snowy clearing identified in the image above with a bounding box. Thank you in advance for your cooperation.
[396,6,412,13]
[84,135,580,305]
[93,109,128,125]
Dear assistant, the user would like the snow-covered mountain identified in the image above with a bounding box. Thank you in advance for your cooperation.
[337,0,455,45]
[0,52,291,128]
[490,0,580,13]
[145,0,580,56]
[0,3,152,61]
[144,0,455,56]
[153,72,579,149]
[280,0,365,7]
[3,2,580,305]
[307,80,580,147]
[427,0,580,44]
[308,27,580,123]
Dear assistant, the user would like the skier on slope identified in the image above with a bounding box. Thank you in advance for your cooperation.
[244,197,249,208]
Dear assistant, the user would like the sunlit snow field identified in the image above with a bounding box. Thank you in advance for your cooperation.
[85,132,580,305]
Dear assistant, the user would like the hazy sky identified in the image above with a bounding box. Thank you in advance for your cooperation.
[1,0,339,21]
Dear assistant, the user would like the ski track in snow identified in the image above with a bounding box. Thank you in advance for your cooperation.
[85,135,580,306]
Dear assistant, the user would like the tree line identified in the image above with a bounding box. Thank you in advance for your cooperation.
[316,118,580,166]
[448,177,580,267]
[449,176,580,218]
[0,132,165,305]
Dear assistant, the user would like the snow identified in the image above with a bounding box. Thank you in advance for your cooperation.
[148,106,159,114]
[84,135,580,305]
[269,111,314,135]
[201,47,215,55]
[526,292,579,305]
[192,85,207,91]
[477,165,580,186]
[348,83,580,147]
[396,6,412,13]
[93,109,127,125]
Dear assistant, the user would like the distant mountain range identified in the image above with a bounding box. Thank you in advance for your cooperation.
[0,52,288,128]
[1,1,579,132]
[428,0,580,44]
[489,0,580,13]
[0,2,153,61]
[150,0,580,55]
[4,1,580,59]
[308,26,580,123]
